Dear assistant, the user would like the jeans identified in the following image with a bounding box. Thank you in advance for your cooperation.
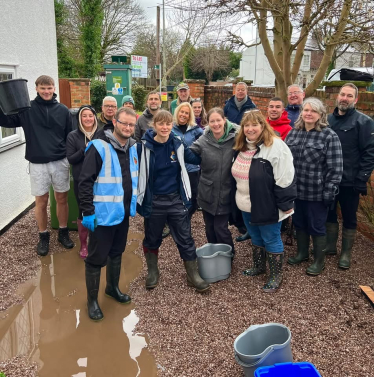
[242,211,283,253]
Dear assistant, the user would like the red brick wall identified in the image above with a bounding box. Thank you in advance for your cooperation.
[69,79,91,107]
[204,85,233,111]
[185,79,205,101]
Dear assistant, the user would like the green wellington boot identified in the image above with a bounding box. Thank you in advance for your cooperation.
[145,252,160,289]
[288,230,310,265]
[263,252,284,293]
[325,222,339,255]
[243,246,266,276]
[306,235,326,276]
[338,228,356,269]
[184,260,210,293]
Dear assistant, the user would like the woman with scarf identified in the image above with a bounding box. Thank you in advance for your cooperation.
[66,105,98,259]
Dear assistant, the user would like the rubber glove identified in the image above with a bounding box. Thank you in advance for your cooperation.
[82,214,97,232]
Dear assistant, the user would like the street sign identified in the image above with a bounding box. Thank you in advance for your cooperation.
[117,88,123,95]
[154,65,160,69]
[131,55,148,78]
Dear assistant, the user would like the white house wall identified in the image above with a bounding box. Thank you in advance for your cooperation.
[0,0,59,231]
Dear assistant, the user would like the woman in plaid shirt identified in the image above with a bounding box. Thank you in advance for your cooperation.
[285,97,343,276]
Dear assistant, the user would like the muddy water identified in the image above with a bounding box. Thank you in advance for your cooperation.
[0,232,157,377]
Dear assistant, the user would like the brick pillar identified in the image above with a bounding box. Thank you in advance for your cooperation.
[69,79,91,107]
[184,79,205,102]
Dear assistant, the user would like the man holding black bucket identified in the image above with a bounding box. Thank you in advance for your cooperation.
[0,75,74,256]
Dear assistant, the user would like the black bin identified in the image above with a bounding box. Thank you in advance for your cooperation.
[0,79,31,115]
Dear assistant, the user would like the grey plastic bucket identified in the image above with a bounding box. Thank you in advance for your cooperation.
[234,323,293,377]
[196,243,233,283]
[0,79,31,115]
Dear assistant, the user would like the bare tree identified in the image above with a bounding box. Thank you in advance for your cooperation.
[207,0,374,100]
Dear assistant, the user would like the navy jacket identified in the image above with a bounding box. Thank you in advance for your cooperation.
[224,95,256,125]
[285,104,301,128]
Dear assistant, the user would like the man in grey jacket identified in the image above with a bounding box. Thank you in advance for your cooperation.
[135,91,161,142]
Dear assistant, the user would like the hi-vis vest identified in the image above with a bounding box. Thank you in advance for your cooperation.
[87,139,138,226]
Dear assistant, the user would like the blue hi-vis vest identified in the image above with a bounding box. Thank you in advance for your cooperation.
[87,139,138,226]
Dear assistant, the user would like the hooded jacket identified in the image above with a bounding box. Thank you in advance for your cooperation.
[136,128,201,218]
[224,95,256,125]
[135,108,154,142]
[171,123,203,173]
[79,130,137,218]
[267,111,292,140]
[285,104,301,128]
[328,107,374,187]
[189,121,238,216]
[0,93,72,163]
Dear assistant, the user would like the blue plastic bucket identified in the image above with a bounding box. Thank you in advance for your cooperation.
[234,323,293,377]
[255,362,322,377]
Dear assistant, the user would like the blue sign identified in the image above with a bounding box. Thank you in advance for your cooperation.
[117,87,123,95]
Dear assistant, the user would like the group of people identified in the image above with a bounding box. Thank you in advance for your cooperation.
[1,75,374,322]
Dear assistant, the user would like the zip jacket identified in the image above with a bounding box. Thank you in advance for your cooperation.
[171,123,203,172]
[135,108,154,142]
[328,107,374,187]
[285,126,343,202]
[285,104,301,128]
[224,95,256,124]
[136,128,201,218]
[232,137,296,225]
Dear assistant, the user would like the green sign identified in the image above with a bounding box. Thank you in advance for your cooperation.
[113,76,122,84]
[154,65,160,69]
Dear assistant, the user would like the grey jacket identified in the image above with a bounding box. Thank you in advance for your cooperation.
[190,124,237,216]
[135,108,154,142]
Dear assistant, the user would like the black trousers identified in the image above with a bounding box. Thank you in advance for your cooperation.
[188,171,199,218]
[73,180,83,220]
[143,193,197,261]
[202,210,235,254]
[293,200,328,236]
[85,215,130,267]
[326,186,360,229]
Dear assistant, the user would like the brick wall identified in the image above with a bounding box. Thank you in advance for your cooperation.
[69,79,91,107]
[247,87,275,115]
[204,85,233,111]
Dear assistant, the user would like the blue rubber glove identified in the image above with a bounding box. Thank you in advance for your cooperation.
[82,214,97,232]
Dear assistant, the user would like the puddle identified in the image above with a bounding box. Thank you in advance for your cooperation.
[0,232,157,376]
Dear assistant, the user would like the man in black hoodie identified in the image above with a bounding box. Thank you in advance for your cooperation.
[0,75,74,256]
[327,83,374,269]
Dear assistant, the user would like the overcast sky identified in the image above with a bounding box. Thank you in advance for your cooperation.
[138,0,159,25]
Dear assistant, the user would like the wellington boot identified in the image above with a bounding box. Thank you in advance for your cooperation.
[288,230,309,265]
[306,236,326,276]
[105,255,131,304]
[325,222,339,255]
[263,252,284,293]
[85,263,103,321]
[77,219,88,259]
[184,260,210,293]
[339,228,356,269]
[243,246,266,276]
[236,232,251,242]
[145,252,159,289]
[58,227,74,249]
[37,231,50,256]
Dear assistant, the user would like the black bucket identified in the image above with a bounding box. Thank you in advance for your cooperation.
[0,79,31,115]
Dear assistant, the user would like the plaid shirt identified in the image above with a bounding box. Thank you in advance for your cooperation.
[285,127,343,201]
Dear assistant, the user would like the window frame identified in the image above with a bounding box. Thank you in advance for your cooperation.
[0,66,25,152]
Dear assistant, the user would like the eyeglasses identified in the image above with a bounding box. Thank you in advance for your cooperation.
[191,98,201,103]
[116,119,135,128]
[244,109,260,114]
[288,91,302,96]
[104,105,117,109]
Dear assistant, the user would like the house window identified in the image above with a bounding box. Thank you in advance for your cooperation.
[302,54,311,71]
[0,66,24,150]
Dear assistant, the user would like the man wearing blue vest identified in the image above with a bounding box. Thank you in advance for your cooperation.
[79,107,138,321]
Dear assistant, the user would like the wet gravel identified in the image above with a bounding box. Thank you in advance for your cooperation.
[1,208,374,376]
[129,213,374,377]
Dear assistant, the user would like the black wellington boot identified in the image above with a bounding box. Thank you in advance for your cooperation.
[184,260,210,293]
[288,230,310,265]
[105,255,131,304]
[145,252,159,289]
[306,235,326,276]
[37,231,50,256]
[236,232,251,242]
[263,252,284,293]
[243,246,266,276]
[85,263,103,321]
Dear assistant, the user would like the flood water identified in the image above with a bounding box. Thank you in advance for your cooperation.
[0,232,158,376]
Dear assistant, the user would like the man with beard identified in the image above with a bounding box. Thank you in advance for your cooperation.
[170,83,193,115]
[135,91,162,142]
[326,83,374,269]
[79,107,138,321]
